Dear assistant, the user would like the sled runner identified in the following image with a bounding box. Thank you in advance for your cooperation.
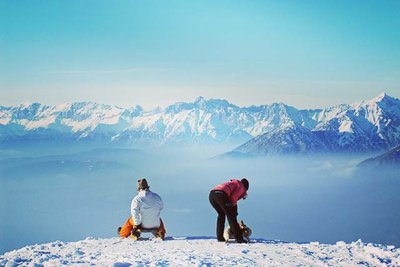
[118,218,166,240]
[131,227,165,241]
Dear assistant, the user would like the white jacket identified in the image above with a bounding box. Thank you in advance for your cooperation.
[131,189,163,228]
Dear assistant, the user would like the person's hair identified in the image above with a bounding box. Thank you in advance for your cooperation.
[241,178,249,190]
[137,178,150,191]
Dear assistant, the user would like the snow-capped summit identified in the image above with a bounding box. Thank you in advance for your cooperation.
[194,95,207,106]
[165,97,233,114]
[370,92,388,103]
[354,92,399,110]
[1,93,399,153]
[370,92,395,104]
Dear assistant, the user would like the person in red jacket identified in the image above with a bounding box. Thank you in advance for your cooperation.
[209,178,249,243]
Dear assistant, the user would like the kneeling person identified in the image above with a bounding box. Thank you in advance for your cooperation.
[119,178,166,240]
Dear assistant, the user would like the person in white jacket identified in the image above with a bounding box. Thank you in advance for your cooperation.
[118,179,166,240]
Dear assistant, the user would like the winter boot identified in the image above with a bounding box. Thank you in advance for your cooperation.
[130,228,141,241]
[152,229,165,240]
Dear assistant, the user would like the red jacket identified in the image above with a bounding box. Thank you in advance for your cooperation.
[212,179,247,206]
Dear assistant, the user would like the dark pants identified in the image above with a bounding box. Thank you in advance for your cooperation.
[209,190,242,242]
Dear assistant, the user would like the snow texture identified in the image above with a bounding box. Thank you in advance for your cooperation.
[1,237,399,267]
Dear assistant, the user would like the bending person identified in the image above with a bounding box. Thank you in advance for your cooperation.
[209,178,249,243]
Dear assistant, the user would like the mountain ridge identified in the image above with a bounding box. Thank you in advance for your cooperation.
[233,93,400,155]
[1,93,400,153]
[358,145,400,169]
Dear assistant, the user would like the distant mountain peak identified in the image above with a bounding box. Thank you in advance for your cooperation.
[194,96,208,109]
[370,92,398,104]
[19,101,32,107]
[351,93,399,110]
[194,96,206,103]
[195,96,231,107]
[18,101,41,109]
[370,92,400,103]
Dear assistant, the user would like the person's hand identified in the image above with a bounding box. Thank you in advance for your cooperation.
[132,224,142,232]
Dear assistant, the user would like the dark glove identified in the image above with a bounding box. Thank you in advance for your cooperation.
[132,224,142,233]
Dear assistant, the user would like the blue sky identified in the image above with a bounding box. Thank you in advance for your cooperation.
[0,0,399,109]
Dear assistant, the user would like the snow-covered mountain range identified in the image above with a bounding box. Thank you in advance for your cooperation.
[234,93,400,155]
[0,97,255,146]
[1,93,399,153]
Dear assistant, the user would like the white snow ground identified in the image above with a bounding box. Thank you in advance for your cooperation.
[1,237,399,266]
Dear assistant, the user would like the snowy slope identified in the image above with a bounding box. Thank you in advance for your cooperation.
[1,237,399,266]
[358,145,400,169]
[1,93,400,152]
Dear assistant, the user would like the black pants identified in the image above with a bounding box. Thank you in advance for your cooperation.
[209,190,242,242]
